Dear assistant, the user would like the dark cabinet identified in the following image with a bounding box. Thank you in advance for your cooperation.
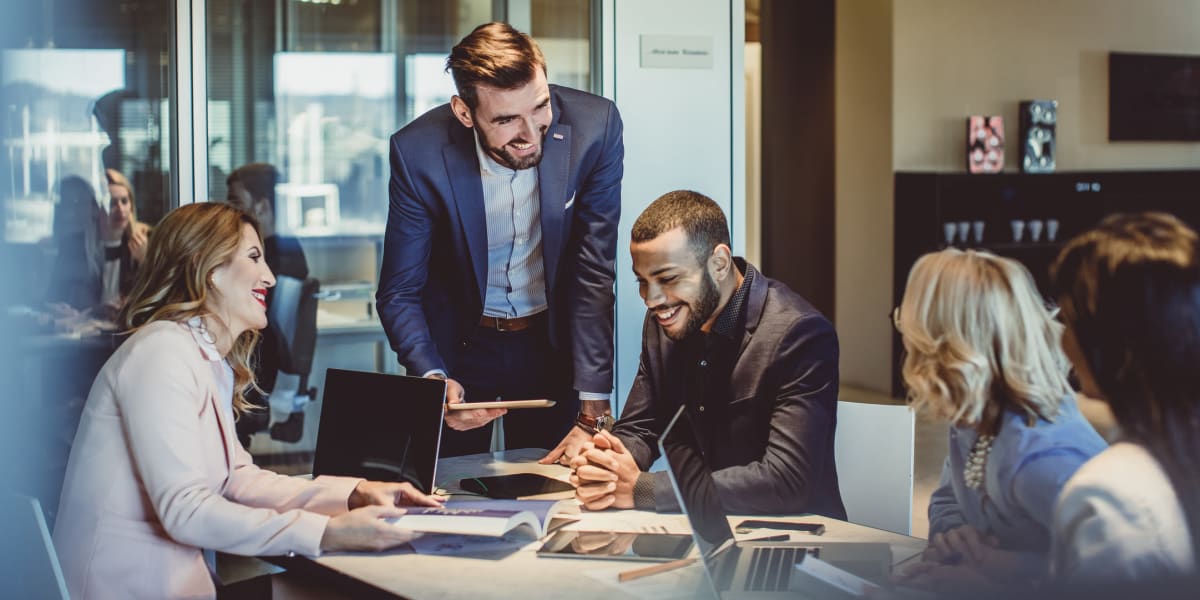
[891,170,1200,397]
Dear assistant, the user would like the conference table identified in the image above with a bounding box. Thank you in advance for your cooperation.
[265,448,925,599]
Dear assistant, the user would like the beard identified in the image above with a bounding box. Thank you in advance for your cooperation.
[485,136,545,170]
[664,272,722,342]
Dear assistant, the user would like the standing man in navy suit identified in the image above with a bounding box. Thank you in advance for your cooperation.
[377,22,623,461]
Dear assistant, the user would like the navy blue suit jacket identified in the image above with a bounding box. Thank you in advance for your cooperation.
[613,262,846,518]
[377,85,622,394]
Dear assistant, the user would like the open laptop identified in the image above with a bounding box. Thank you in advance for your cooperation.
[313,369,445,494]
[658,405,892,598]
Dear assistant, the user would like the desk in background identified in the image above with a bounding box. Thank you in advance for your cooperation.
[270,449,925,599]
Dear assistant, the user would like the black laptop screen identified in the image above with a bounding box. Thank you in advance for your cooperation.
[659,406,736,555]
[312,369,445,493]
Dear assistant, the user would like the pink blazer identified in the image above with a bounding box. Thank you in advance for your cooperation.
[53,321,361,599]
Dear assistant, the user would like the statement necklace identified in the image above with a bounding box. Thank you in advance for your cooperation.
[963,434,995,490]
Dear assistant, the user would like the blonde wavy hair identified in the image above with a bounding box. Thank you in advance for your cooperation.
[119,202,262,417]
[897,248,1071,433]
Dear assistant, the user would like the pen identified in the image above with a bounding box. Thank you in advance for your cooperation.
[618,557,698,583]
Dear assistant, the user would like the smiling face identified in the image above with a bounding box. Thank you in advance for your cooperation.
[207,223,276,337]
[108,183,133,231]
[451,69,552,171]
[632,228,723,342]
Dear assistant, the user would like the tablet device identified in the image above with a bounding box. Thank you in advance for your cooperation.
[460,473,574,499]
[537,531,694,562]
[446,399,556,410]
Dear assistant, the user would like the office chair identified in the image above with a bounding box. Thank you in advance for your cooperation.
[266,275,321,442]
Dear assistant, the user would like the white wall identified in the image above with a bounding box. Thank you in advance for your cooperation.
[894,0,1200,171]
[601,0,746,413]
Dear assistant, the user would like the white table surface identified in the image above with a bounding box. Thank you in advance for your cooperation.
[282,448,925,600]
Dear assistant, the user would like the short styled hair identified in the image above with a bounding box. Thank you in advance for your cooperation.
[631,190,731,268]
[227,163,280,212]
[897,248,1071,433]
[446,22,547,110]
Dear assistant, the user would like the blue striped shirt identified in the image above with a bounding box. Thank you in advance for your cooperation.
[475,133,548,318]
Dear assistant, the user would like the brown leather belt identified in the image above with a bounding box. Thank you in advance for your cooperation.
[478,312,544,332]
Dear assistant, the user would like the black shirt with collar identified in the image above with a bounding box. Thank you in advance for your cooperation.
[633,265,754,508]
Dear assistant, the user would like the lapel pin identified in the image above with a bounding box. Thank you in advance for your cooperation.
[552,133,564,140]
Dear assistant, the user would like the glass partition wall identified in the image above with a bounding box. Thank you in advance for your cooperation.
[206,0,596,466]
[0,0,180,526]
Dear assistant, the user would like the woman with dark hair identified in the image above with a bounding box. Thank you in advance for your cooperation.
[46,176,103,310]
[53,202,441,599]
[1051,211,1199,581]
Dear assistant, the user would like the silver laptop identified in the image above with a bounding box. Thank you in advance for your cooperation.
[313,369,446,494]
[658,405,891,598]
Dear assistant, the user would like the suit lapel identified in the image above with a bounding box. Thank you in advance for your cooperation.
[538,120,571,295]
[206,365,235,474]
[733,263,768,397]
[444,126,488,303]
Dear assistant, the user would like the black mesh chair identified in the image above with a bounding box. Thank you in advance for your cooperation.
[266,275,320,442]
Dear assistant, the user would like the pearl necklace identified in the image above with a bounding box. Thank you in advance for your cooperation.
[963,434,995,490]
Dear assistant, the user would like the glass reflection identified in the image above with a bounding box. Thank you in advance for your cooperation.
[0,0,176,532]
[207,0,596,466]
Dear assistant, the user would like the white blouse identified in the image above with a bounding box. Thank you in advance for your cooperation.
[1052,442,1194,582]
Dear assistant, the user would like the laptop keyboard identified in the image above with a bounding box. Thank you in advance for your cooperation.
[744,547,802,591]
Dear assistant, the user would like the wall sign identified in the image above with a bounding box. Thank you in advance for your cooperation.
[639,35,714,69]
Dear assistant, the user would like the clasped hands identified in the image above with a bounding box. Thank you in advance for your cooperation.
[566,431,641,511]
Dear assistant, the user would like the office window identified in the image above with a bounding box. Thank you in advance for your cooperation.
[207,0,595,461]
[1,0,176,307]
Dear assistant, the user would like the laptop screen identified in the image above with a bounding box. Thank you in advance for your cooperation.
[313,369,445,493]
[658,405,737,557]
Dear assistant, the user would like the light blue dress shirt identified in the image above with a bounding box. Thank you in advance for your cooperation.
[474,133,548,319]
[928,394,1108,555]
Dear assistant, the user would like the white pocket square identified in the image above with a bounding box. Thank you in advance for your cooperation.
[564,194,576,210]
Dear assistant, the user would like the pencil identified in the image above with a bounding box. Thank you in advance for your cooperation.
[618,557,698,583]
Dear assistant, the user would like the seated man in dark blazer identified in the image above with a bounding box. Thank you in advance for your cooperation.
[570,190,846,517]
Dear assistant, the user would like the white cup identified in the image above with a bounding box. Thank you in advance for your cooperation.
[1047,219,1060,242]
[957,222,970,246]
[972,221,985,244]
[944,222,957,245]
[1029,220,1044,243]
[1011,220,1025,243]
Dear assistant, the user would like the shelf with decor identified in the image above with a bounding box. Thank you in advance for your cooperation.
[890,169,1200,397]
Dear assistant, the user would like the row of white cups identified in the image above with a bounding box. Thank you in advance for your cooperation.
[943,219,1061,245]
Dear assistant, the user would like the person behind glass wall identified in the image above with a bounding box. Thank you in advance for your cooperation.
[377,22,623,460]
[99,168,151,312]
[226,162,310,445]
[52,202,441,600]
[1050,212,1200,585]
[891,248,1106,594]
[45,176,102,311]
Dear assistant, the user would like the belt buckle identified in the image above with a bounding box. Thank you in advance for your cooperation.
[495,317,512,332]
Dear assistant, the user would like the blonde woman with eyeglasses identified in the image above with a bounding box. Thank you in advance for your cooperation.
[893,248,1106,593]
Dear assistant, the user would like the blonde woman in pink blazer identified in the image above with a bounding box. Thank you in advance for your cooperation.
[53,202,442,599]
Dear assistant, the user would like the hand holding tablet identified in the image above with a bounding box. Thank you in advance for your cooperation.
[445,399,556,410]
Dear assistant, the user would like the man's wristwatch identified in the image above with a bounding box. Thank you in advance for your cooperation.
[575,412,614,435]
